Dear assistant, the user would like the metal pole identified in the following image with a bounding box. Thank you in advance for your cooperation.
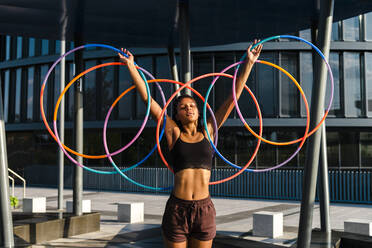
[167,45,180,94]
[178,0,191,95]
[73,38,83,216]
[58,39,66,213]
[297,0,334,247]
[58,0,68,216]
[318,124,331,233]
[0,78,14,247]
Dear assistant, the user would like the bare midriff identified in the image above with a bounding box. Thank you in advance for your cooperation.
[172,168,211,200]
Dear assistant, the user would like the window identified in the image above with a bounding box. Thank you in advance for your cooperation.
[15,68,22,122]
[29,38,35,57]
[40,65,49,120]
[155,56,172,113]
[344,52,362,117]
[27,67,34,121]
[299,29,311,41]
[118,62,133,120]
[135,57,152,119]
[327,52,342,116]
[98,59,114,120]
[366,53,372,115]
[300,52,313,117]
[55,40,61,54]
[340,131,359,167]
[84,60,97,121]
[332,22,340,41]
[16,36,22,59]
[54,65,61,113]
[67,63,75,121]
[280,52,299,116]
[3,70,10,122]
[258,52,278,117]
[256,131,277,168]
[192,53,213,117]
[326,132,340,168]
[360,132,372,167]
[41,39,49,55]
[5,36,11,60]
[214,53,235,118]
[366,12,372,41]
[343,16,360,41]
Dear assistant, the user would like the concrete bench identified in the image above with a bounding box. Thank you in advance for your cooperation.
[344,219,372,236]
[253,211,283,238]
[117,202,144,223]
[23,197,46,213]
[66,200,91,213]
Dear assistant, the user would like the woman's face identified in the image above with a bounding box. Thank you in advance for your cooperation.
[176,97,199,124]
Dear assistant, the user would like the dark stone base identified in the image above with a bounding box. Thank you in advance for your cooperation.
[13,212,100,245]
[214,229,372,248]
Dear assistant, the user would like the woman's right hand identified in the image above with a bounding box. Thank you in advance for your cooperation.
[118,48,135,67]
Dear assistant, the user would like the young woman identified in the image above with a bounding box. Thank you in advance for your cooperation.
[119,40,262,248]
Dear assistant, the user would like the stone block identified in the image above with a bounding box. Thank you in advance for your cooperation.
[66,200,91,213]
[22,197,46,213]
[117,202,144,223]
[253,211,283,238]
[344,219,372,236]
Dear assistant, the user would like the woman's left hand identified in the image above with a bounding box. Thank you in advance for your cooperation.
[246,39,263,64]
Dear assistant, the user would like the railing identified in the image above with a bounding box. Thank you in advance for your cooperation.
[8,176,14,197]
[24,166,372,204]
[8,168,26,198]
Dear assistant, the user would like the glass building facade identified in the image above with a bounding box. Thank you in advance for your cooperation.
[1,13,372,175]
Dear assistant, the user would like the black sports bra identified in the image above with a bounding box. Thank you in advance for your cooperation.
[170,135,214,174]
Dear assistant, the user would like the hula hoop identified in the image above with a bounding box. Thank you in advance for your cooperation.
[52,62,160,174]
[156,73,263,185]
[41,44,152,160]
[103,78,219,190]
[203,60,310,172]
[233,35,334,145]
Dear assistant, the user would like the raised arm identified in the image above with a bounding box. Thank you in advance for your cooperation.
[207,40,263,132]
[118,49,179,147]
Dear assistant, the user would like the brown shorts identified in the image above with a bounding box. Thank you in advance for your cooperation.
[161,194,216,242]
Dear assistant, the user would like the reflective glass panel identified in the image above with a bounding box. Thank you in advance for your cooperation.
[280,52,299,116]
[135,57,152,119]
[300,52,313,116]
[344,52,362,117]
[360,132,372,167]
[3,70,9,122]
[366,53,372,115]
[326,132,340,168]
[27,67,34,121]
[258,52,278,117]
[15,68,22,122]
[331,22,340,41]
[41,39,49,55]
[193,53,213,117]
[99,59,114,119]
[84,60,97,120]
[16,36,22,59]
[343,16,360,41]
[55,40,61,54]
[118,62,133,120]
[366,12,372,40]
[40,65,49,120]
[326,53,341,116]
[29,38,35,57]
[5,36,11,60]
[214,53,235,118]
[340,131,359,167]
